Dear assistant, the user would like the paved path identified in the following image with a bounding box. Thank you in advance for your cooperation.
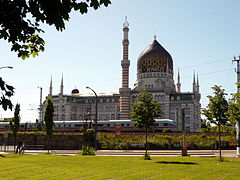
[1,149,237,157]
[50,149,237,157]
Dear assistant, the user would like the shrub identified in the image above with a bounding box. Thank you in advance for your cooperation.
[144,152,151,160]
[80,145,95,155]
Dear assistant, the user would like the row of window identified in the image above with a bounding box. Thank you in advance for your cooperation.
[69,114,117,121]
[139,73,167,78]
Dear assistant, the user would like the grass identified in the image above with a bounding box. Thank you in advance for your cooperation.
[0,154,240,179]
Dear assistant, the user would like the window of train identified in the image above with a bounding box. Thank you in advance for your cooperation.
[163,123,168,126]
[74,124,81,127]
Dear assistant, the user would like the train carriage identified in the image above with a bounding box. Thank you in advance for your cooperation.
[0,119,177,132]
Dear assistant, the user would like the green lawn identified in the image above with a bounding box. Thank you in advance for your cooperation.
[0,154,240,180]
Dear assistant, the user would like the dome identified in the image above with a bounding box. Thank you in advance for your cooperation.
[71,88,79,94]
[137,39,173,74]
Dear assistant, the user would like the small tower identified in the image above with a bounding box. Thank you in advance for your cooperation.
[119,17,131,120]
[192,71,196,93]
[49,76,53,97]
[196,73,199,93]
[60,74,64,95]
[176,69,181,92]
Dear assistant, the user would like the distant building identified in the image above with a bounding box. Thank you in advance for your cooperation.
[45,18,201,132]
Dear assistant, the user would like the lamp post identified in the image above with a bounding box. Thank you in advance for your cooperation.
[86,86,98,150]
[0,66,13,70]
[37,87,43,128]
[181,108,187,156]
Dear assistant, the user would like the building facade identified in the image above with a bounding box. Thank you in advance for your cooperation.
[46,18,201,132]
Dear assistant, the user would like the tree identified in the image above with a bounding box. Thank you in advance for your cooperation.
[227,83,240,156]
[202,85,229,161]
[10,103,21,152]
[131,89,162,160]
[0,0,111,59]
[0,0,111,111]
[44,97,54,153]
[0,77,14,111]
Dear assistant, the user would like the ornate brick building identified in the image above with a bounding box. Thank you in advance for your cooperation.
[46,18,201,132]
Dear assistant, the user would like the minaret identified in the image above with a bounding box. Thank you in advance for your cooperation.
[119,17,131,120]
[192,71,196,93]
[196,73,199,93]
[49,76,53,97]
[176,69,181,92]
[60,74,64,95]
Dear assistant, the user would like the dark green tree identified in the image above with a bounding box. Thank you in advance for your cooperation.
[202,85,229,161]
[131,89,162,160]
[227,83,240,156]
[0,77,14,111]
[0,0,111,59]
[10,103,21,152]
[44,97,54,153]
[0,0,111,111]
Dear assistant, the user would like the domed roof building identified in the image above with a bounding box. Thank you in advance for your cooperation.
[129,36,201,132]
[137,38,173,72]
[133,37,175,92]
[45,18,201,132]
[71,88,79,95]
[119,18,201,132]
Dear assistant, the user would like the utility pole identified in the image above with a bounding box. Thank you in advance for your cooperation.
[232,56,240,156]
[38,87,43,128]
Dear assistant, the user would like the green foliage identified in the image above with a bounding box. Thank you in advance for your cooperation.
[0,0,111,59]
[202,85,229,160]
[227,83,240,124]
[44,97,54,137]
[0,77,14,111]
[202,85,229,125]
[10,104,20,136]
[131,89,162,129]
[98,133,235,150]
[201,119,211,129]
[80,145,95,155]
[201,125,235,134]
[131,89,162,153]
[84,129,95,146]
[143,152,151,160]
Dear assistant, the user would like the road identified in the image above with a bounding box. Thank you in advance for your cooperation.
[0,146,237,157]
[50,149,237,157]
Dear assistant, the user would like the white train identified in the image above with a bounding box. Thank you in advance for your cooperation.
[0,119,177,132]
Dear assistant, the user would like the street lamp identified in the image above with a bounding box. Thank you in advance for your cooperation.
[86,86,98,150]
[37,87,43,128]
[0,66,13,70]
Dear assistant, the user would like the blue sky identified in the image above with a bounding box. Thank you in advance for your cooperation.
[0,0,240,122]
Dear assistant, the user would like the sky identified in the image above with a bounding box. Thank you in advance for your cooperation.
[0,0,240,122]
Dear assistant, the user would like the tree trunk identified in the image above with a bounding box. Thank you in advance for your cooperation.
[13,134,16,153]
[47,136,50,154]
[145,128,148,154]
[218,123,222,161]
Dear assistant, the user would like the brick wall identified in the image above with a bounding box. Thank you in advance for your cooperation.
[0,133,84,150]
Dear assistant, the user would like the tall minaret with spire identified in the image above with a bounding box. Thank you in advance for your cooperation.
[119,17,131,120]
[49,76,53,97]
[176,69,181,92]
[60,74,64,95]
[192,71,196,93]
[196,73,199,93]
